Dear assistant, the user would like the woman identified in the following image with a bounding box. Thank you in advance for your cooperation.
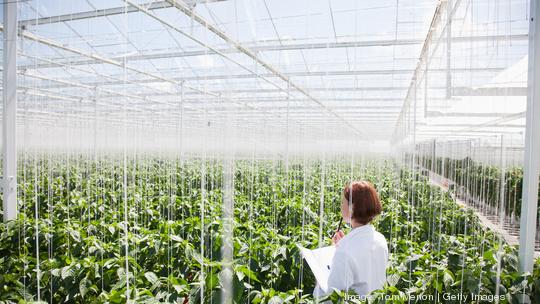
[317,181,388,298]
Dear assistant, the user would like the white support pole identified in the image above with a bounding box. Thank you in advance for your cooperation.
[519,0,540,280]
[3,0,18,222]
[220,96,235,304]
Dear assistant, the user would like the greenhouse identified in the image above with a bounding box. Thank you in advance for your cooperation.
[1,0,539,303]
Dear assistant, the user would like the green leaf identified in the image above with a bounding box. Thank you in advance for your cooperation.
[387,273,400,287]
[170,235,183,242]
[79,278,89,298]
[69,229,81,242]
[443,270,454,287]
[61,266,74,280]
[206,272,219,290]
[144,271,159,285]
[109,289,124,304]
[51,268,61,277]
[268,296,283,304]
[173,284,185,294]
[235,265,260,283]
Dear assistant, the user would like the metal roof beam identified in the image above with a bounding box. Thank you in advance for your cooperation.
[16,34,527,70]
[19,65,503,88]
[426,111,525,118]
[19,1,171,27]
[452,86,527,96]
[18,0,227,27]
[416,123,524,128]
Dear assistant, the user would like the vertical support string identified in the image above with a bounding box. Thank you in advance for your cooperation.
[318,146,325,248]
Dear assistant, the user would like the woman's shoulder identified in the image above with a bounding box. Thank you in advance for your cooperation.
[373,229,387,240]
[372,229,389,251]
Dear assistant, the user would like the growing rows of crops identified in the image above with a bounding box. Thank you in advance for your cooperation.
[417,155,540,227]
[0,154,538,303]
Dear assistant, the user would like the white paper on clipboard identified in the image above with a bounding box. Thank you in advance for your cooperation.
[298,245,336,292]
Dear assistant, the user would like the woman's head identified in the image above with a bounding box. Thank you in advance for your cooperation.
[341,181,382,225]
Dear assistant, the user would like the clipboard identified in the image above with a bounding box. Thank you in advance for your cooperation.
[298,245,336,292]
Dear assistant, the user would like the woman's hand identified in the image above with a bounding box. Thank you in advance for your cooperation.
[332,230,345,246]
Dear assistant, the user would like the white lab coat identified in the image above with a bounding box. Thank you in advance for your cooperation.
[314,224,388,298]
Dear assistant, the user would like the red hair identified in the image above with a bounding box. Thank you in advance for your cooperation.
[343,181,382,224]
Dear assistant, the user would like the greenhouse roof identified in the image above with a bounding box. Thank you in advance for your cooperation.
[0,0,532,151]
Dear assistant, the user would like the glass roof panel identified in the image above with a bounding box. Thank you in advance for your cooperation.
[4,0,529,146]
